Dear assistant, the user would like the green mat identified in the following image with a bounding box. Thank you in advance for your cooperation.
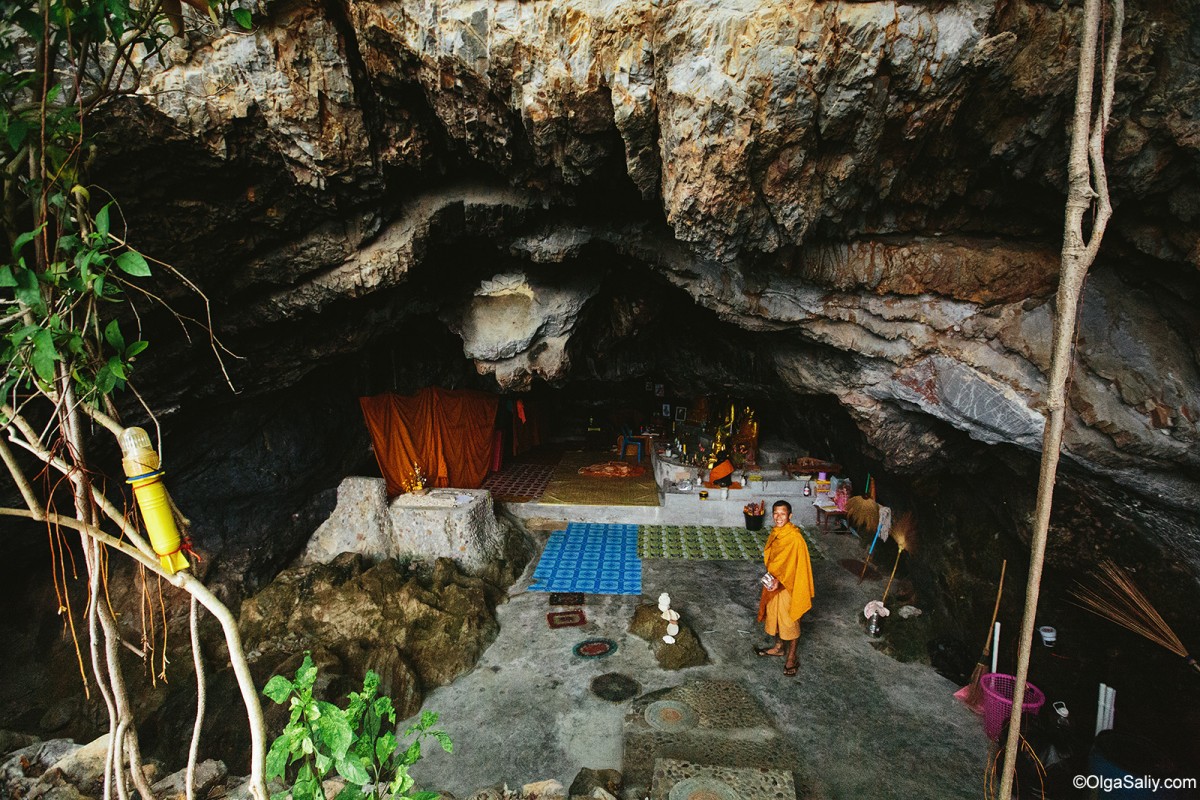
[637,525,825,561]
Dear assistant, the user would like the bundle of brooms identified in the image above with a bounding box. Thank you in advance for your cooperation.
[1070,559,1200,675]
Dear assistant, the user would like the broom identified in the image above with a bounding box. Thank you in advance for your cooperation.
[1070,559,1200,675]
[846,496,881,582]
[960,559,1007,708]
[880,512,915,603]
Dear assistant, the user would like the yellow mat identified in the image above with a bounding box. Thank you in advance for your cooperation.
[538,450,660,507]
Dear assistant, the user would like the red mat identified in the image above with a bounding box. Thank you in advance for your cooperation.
[547,609,587,629]
[482,463,556,501]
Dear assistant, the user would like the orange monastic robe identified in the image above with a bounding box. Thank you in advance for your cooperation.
[759,521,815,622]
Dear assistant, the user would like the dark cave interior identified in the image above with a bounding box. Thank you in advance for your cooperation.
[2,216,1199,786]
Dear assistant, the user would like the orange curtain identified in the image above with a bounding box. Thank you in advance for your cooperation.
[360,388,499,497]
[512,398,546,456]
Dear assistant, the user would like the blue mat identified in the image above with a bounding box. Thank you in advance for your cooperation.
[528,523,642,595]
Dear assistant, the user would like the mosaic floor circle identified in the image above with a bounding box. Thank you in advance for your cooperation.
[644,699,697,732]
[667,777,737,800]
[573,638,618,658]
[590,672,640,702]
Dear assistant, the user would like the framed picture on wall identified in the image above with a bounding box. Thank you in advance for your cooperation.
[675,406,688,421]
[662,403,671,417]
[655,384,665,397]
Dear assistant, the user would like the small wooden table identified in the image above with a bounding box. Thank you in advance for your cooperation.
[815,503,848,532]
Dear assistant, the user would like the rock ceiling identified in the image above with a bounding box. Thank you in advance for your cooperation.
[84,0,1198,576]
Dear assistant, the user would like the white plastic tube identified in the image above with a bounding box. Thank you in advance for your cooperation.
[991,622,1001,673]
[1096,683,1116,735]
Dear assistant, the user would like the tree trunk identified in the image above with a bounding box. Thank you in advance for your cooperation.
[996,1,1124,797]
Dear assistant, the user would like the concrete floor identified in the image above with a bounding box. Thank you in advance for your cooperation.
[406,500,991,800]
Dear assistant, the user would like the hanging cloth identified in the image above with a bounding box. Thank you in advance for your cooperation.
[876,504,893,542]
[360,388,499,497]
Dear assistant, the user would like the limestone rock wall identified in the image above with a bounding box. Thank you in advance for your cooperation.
[80,0,1200,575]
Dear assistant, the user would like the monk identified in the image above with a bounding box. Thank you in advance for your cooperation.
[754,500,815,677]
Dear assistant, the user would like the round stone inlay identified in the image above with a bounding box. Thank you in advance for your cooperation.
[668,777,737,800]
[644,699,697,732]
[591,672,640,702]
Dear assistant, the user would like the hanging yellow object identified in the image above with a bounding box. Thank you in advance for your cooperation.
[119,427,190,575]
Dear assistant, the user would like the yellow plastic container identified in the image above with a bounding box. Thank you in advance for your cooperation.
[119,428,190,575]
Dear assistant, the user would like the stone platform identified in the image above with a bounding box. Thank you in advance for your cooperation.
[301,478,503,572]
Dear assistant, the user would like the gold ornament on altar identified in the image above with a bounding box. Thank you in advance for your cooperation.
[399,460,428,494]
[731,404,759,467]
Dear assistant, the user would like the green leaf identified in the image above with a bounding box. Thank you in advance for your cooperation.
[263,675,295,704]
[411,792,441,800]
[76,248,95,281]
[95,204,111,238]
[13,263,38,292]
[335,754,369,786]
[31,329,57,382]
[294,772,319,800]
[265,737,291,780]
[334,784,367,800]
[433,731,453,754]
[232,7,252,28]
[13,9,44,40]
[314,701,352,759]
[126,340,149,358]
[10,324,38,344]
[374,731,397,763]
[95,363,117,395]
[296,654,318,689]
[11,225,44,257]
[106,356,127,380]
[115,250,151,277]
[399,738,421,767]
[6,119,28,151]
[104,319,125,352]
[0,265,15,287]
[373,695,395,725]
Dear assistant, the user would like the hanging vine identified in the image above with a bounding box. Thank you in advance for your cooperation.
[1,2,264,799]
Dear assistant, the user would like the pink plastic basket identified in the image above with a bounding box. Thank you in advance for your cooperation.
[980,673,1045,740]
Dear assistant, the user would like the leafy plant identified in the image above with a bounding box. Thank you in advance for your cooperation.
[264,654,452,800]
